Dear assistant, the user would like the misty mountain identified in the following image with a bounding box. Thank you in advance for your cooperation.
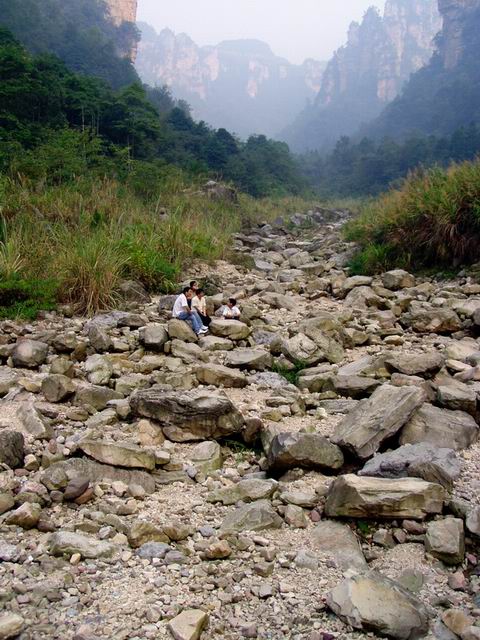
[282,0,441,152]
[364,0,480,139]
[135,23,326,139]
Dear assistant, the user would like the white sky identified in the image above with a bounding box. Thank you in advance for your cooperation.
[137,0,386,64]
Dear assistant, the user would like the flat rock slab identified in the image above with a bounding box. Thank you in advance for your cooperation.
[195,364,247,388]
[385,352,444,377]
[332,384,425,460]
[267,432,344,473]
[41,458,156,494]
[220,499,283,534]
[325,474,445,520]
[400,403,479,451]
[78,441,156,471]
[130,388,244,442]
[224,348,272,371]
[359,443,462,489]
[311,520,367,572]
[207,478,277,505]
[49,531,119,559]
[326,571,429,639]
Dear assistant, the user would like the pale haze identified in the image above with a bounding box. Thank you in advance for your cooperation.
[137,0,386,64]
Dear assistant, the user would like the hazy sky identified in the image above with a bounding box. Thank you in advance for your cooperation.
[137,1,386,64]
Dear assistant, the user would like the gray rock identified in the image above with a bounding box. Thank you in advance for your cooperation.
[400,404,479,451]
[74,384,123,411]
[0,614,24,640]
[220,500,283,534]
[325,474,445,520]
[139,324,168,350]
[311,520,367,572]
[267,432,344,473]
[0,493,14,516]
[167,609,208,640]
[12,339,48,368]
[332,375,382,399]
[436,378,477,415]
[79,441,156,470]
[0,430,24,468]
[381,270,416,290]
[167,319,198,343]
[17,401,52,440]
[136,542,171,559]
[49,531,119,559]
[131,388,244,442]
[224,348,273,371]
[425,518,465,565]
[332,385,425,460]
[0,370,19,397]
[198,335,234,351]
[88,324,113,352]
[326,571,429,639]
[359,443,462,490]
[5,502,41,529]
[209,319,251,340]
[85,355,113,386]
[208,478,277,505]
[195,364,247,388]
[41,374,75,402]
[385,352,444,377]
[401,304,462,334]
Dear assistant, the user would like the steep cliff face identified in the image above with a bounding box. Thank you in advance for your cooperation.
[437,0,480,68]
[365,0,480,139]
[104,0,138,59]
[135,24,326,138]
[282,0,441,152]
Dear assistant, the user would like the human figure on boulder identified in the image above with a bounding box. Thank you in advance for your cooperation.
[187,280,199,309]
[192,288,211,327]
[223,298,241,320]
[172,287,208,335]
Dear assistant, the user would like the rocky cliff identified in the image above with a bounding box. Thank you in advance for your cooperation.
[104,0,138,59]
[135,24,326,138]
[365,0,480,139]
[282,0,441,152]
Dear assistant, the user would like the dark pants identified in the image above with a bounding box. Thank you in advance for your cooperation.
[198,312,211,327]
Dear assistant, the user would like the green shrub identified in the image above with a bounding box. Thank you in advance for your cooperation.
[0,277,57,319]
[345,160,480,274]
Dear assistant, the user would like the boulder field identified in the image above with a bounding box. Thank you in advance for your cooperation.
[0,206,480,639]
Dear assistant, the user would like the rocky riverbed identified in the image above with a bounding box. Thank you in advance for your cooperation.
[1,207,480,640]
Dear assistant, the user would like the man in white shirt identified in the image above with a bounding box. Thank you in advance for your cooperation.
[223,298,241,320]
[172,287,208,335]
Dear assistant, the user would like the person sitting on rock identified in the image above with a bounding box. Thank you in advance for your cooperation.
[192,288,211,327]
[172,287,208,335]
[223,298,241,320]
[187,281,199,309]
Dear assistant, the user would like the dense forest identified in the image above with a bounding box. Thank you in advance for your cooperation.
[300,125,480,197]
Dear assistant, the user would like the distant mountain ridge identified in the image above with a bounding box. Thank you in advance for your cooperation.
[135,23,326,138]
[281,0,442,152]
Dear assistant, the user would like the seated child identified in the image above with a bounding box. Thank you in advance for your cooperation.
[223,297,241,320]
[192,288,211,326]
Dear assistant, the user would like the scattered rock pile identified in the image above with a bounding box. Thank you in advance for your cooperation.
[1,207,480,639]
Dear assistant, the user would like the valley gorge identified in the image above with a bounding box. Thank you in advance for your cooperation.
[135,24,326,139]
[282,0,441,152]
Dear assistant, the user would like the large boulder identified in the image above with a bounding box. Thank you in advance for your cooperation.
[167,319,198,343]
[401,303,462,334]
[78,441,156,471]
[12,339,48,368]
[425,518,465,565]
[282,333,325,366]
[332,375,382,399]
[311,520,367,572]
[325,474,445,520]
[0,370,18,397]
[130,388,244,442]
[139,324,168,350]
[400,404,479,451]
[267,432,344,473]
[381,270,416,291]
[332,385,425,460]
[220,499,283,534]
[209,319,251,341]
[74,384,123,411]
[224,348,273,371]
[385,352,444,377]
[359,443,461,490]
[84,355,113,386]
[326,572,429,639]
[0,614,24,640]
[195,364,247,388]
[436,377,478,415]
[41,374,75,402]
[0,431,24,469]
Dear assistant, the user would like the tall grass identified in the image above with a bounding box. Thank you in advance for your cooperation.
[345,160,480,274]
[0,172,318,316]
